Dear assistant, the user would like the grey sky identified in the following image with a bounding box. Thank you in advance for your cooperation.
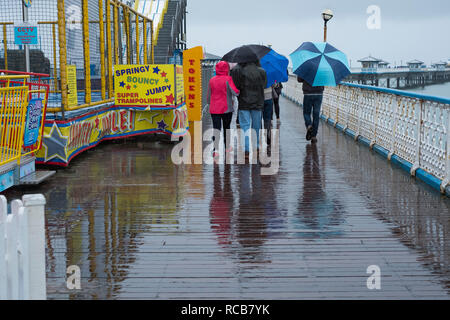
[186,0,450,67]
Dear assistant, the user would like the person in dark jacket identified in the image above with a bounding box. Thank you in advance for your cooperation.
[232,61,267,157]
[273,81,283,123]
[297,76,324,143]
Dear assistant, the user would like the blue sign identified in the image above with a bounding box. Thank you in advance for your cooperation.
[0,171,14,192]
[14,25,38,45]
[23,0,32,7]
[23,99,43,147]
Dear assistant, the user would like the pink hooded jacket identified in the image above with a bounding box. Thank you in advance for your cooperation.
[207,61,240,114]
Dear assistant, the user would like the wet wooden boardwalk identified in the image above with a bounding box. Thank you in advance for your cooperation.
[4,97,450,299]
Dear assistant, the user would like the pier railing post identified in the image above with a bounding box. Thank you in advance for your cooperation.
[442,107,450,193]
[12,200,29,300]
[370,91,379,149]
[343,86,350,131]
[334,86,340,127]
[6,207,19,299]
[355,88,362,141]
[411,99,423,176]
[22,194,46,300]
[388,96,399,160]
[0,196,7,299]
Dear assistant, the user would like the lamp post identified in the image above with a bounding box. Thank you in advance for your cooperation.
[322,9,334,43]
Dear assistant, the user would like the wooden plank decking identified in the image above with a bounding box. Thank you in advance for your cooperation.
[4,97,449,300]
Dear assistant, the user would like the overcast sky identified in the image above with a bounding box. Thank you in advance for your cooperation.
[186,0,450,67]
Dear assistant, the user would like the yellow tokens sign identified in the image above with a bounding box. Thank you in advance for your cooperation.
[114,64,184,107]
[183,46,204,122]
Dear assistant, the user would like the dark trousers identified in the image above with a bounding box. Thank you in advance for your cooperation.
[273,97,280,119]
[303,95,323,137]
[211,113,233,150]
[263,99,273,145]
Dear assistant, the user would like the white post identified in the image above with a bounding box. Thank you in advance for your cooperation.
[370,91,379,149]
[442,107,450,193]
[344,87,350,131]
[355,88,362,141]
[13,200,30,300]
[6,212,19,300]
[388,96,399,160]
[0,196,7,300]
[411,99,423,176]
[22,194,46,300]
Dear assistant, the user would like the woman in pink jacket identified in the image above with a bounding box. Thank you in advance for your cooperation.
[207,61,240,157]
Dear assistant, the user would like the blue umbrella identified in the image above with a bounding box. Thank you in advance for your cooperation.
[260,49,289,88]
[290,42,351,87]
[223,45,289,88]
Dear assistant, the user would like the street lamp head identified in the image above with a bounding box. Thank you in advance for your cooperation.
[322,9,334,22]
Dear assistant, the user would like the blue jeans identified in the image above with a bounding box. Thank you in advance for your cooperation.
[239,109,262,152]
[303,95,323,137]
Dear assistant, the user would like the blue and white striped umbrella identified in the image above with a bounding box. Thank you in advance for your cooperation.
[290,42,351,87]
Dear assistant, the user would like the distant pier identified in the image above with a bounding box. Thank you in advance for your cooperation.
[348,56,450,89]
[347,68,450,89]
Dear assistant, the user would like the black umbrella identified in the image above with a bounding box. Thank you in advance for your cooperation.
[222,45,272,63]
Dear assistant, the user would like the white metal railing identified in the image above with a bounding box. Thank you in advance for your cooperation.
[0,194,47,300]
[284,74,450,193]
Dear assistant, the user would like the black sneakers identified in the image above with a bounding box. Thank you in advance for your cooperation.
[306,126,313,141]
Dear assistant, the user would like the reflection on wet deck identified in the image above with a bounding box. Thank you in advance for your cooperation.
[4,97,450,299]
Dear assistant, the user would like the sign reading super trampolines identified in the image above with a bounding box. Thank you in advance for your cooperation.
[115,64,183,107]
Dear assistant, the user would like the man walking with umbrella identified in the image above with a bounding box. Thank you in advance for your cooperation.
[223,45,288,159]
[297,77,324,143]
[232,60,267,160]
[290,42,351,144]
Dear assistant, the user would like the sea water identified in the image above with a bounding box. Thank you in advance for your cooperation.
[404,82,450,99]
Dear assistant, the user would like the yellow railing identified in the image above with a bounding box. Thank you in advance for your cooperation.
[0,76,29,166]
[52,0,155,114]
[1,1,155,115]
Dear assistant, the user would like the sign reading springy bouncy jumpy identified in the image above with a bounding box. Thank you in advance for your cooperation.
[115,65,184,108]
[23,98,43,147]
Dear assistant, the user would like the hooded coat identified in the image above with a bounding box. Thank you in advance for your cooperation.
[231,62,267,110]
[207,61,240,114]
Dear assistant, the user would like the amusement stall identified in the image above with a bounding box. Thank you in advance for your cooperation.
[0,0,197,192]
[35,63,188,166]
